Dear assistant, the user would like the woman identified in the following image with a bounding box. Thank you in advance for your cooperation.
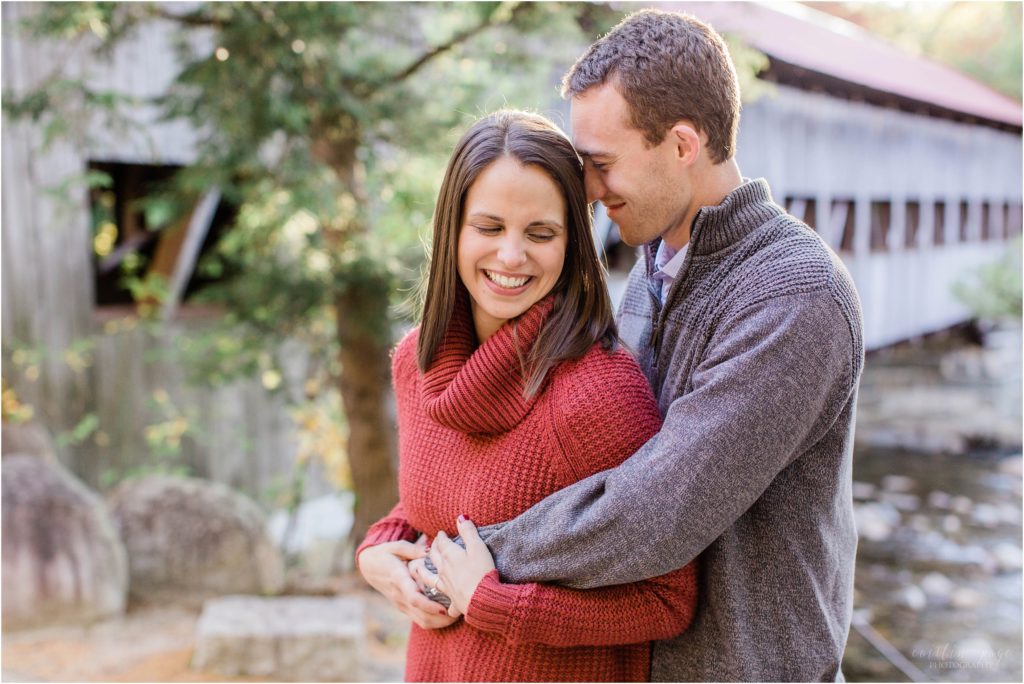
[357,110,696,682]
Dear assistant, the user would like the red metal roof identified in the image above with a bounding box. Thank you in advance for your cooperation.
[655,1,1022,127]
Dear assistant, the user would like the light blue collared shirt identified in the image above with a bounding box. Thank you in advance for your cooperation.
[652,240,689,303]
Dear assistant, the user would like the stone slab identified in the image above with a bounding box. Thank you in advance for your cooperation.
[193,595,365,682]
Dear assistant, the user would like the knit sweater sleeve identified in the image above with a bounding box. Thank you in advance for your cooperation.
[462,348,698,646]
[478,288,858,588]
[355,501,420,568]
[465,564,696,646]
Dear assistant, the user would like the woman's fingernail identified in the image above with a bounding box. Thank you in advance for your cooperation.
[457,514,466,524]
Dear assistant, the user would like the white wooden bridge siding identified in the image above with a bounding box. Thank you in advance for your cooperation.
[737,85,1022,349]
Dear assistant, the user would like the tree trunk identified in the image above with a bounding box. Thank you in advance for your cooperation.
[335,271,399,547]
[312,123,399,547]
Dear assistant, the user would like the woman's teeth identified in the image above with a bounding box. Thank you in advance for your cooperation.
[485,271,530,289]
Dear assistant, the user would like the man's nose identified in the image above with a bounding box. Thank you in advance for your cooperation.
[584,169,606,204]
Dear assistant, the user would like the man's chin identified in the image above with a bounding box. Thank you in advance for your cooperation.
[616,227,645,248]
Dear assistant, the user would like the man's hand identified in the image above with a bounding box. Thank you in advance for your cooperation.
[357,537,459,630]
[429,517,496,617]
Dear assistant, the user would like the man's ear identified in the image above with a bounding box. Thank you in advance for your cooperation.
[669,123,701,167]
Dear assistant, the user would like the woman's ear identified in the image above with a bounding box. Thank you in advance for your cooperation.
[670,123,701,167]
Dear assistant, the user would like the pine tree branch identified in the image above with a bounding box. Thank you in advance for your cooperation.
[377,2,528,88]
[144,5,227,29]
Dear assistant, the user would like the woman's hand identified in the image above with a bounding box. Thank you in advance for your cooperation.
[429,516,496,617]
[357,537,459,630]
[409,557,461,616]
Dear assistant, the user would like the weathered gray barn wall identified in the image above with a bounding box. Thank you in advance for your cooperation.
[2,2,99,445]
[736,85,1022,348]
[1,3,332,502]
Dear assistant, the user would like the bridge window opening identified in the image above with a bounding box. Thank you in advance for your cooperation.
[831,199,856,252]
[88,161,236,312]
[870,201,891,252]
[980,202,993,241]
[905,201,920,249]
[784,196,817,230]
[1008,203,1023,238]
[933,201,946,246]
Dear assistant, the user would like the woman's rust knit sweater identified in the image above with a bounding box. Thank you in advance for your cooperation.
[358,295,697,682]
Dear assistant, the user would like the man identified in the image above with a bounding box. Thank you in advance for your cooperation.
[433,9,865,682]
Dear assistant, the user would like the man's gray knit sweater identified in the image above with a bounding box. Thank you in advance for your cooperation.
[478,179,865,681]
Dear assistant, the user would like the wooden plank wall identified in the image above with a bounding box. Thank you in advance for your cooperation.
[2,2,97,439]
[86,320,333,501]
[736,85,1022,348]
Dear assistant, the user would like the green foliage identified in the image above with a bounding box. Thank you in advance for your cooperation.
[723,34,773,103]
[122,272,170,319]
[136,1,602,381]
[56,413,100,447]
[99,388,196,487]
[953,237,1023,322]
[135,195,182,231]
[40,169,113,210]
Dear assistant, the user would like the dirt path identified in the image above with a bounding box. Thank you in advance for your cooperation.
[2,586,409,683]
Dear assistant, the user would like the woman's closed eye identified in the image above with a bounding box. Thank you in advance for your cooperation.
[472,224,502,235]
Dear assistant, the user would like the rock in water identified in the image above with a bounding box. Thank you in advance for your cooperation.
[920,572,954,603]
[891,584,927,611]
[854,502,900,542]
[2,454,128,630]
[108,476,284,605]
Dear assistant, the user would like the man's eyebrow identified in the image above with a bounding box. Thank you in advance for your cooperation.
[578,149,614,161]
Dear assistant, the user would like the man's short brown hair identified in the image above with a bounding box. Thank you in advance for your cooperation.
[562,9,741,164]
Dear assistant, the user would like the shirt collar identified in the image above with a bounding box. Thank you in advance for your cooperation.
[642,178,782,275]
[653,240,689,282]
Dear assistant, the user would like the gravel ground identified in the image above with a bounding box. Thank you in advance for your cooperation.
[1,584,409,683]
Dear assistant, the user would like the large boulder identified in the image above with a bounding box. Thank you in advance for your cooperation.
[108,476,284,605]
[1,421,55,460]
[2,454,128,630]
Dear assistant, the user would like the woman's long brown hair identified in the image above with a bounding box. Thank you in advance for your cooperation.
[417,109,617,398]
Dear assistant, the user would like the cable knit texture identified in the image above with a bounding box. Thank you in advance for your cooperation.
[359,292,697,682]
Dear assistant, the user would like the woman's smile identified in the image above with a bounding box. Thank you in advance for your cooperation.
[457,155,567,343]
[482,269,533,292]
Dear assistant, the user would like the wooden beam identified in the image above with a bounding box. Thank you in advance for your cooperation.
[161,189,220,321]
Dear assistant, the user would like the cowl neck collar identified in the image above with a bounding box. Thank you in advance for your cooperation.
[422,289,555,435]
